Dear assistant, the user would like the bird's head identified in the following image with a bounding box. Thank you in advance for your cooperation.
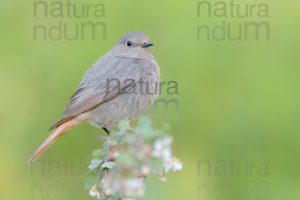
[111,32,154,60]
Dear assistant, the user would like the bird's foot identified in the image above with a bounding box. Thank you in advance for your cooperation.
[90,120,113,135]
[102,126,113,135]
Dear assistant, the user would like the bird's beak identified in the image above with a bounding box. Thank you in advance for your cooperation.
[142,43,154,48]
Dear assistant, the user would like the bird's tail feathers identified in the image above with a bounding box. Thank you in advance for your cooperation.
[28,119,80,163]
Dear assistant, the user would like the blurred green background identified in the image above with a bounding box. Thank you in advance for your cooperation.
[1,0,300,199]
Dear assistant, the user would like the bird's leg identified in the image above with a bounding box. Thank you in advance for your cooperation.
[100,123,113,135]
[102,126,112,135]
[90,120,113,135]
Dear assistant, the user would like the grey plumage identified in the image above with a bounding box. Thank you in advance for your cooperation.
[29,32,160,162]
[51,32,160,129]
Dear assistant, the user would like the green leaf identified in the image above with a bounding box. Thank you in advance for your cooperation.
[101,161,116,169]
[138,116,151,128]
[116,152,135,166]
[140,128,157,140]
[119,120,130,131]
[83,170,99,190]
[88,159,102,171]
[92,149,103,159]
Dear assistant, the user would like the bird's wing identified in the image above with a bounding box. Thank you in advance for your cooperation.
[49,82,133,130]
[49,55,140,130]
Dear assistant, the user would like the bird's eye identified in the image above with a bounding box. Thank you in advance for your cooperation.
[126,41,133,47]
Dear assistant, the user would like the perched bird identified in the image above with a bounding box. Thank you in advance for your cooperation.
[29,32,160,163]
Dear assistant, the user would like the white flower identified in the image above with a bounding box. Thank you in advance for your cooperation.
[88,159,101,170]
[160,175,167,182]
[152,136,173,162]
[164,158,183,172]
[89,185,100,199]
[141,166,151,176]
[123,178,145,198]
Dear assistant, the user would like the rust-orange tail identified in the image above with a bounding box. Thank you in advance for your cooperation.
[28,119,81,163]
